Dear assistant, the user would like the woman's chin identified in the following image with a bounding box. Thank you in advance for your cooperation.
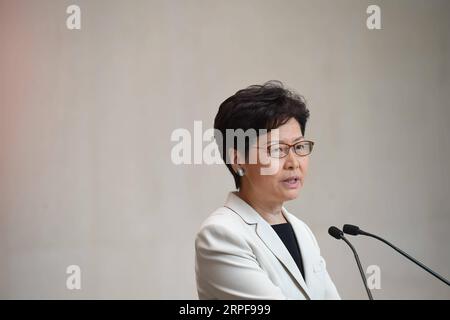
[281,189,300,201]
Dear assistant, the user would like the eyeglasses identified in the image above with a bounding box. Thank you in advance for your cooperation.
[257,140,315,158]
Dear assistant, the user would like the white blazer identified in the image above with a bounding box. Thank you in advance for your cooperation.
[195,192,341,300]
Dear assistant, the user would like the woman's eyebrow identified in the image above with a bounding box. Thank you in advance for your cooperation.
[292,136,304,142]
[266,136,304,145]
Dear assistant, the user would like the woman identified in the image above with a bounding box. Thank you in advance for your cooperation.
[195,81,340,299]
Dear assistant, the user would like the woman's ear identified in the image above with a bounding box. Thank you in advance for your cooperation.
[228,148,245,173]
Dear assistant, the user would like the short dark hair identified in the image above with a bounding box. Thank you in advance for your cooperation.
[214,80,310,189]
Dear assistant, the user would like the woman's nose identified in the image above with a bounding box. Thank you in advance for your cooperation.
[284,148,300,169]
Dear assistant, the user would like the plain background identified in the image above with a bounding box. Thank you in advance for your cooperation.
[0,0,449,299]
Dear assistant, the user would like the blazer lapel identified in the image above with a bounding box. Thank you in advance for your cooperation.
[224,192,312,299]
[283,209,315,290]
[254,219,312,299]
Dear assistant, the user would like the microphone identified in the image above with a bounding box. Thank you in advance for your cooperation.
[343,224,450,286]
[328,226,374,300]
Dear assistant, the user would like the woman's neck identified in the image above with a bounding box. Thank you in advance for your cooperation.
[237,187,286,225]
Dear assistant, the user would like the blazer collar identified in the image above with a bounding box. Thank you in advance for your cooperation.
[224,192,312,299]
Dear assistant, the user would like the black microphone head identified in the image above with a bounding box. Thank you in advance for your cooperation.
[343,224,361,236]
[328,226,344,239]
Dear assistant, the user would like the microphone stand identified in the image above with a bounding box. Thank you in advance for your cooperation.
[341,235,374,300]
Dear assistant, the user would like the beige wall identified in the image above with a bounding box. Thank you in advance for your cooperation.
[0,0,449,299]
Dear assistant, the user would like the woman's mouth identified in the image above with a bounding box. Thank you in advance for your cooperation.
[281,176,301,189]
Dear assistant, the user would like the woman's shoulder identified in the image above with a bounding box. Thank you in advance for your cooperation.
[197,206,245,233]
[283,209,309,229]
[195,206,252,251]
[283,209,320,248]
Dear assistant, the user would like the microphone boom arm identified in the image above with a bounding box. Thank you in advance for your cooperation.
[341,236,374,300]
[359,230,450,286]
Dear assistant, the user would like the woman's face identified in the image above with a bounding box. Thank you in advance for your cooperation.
[239,118,310,204]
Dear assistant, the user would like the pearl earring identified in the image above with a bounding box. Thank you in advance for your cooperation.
[237,168,245,177]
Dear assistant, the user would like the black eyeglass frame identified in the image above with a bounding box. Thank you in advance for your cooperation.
[255,140,315,158]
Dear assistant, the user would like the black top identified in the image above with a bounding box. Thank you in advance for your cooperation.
[271,222,305,281]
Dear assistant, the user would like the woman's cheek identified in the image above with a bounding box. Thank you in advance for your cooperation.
[259,159,282,177]
[300,158,309,176]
